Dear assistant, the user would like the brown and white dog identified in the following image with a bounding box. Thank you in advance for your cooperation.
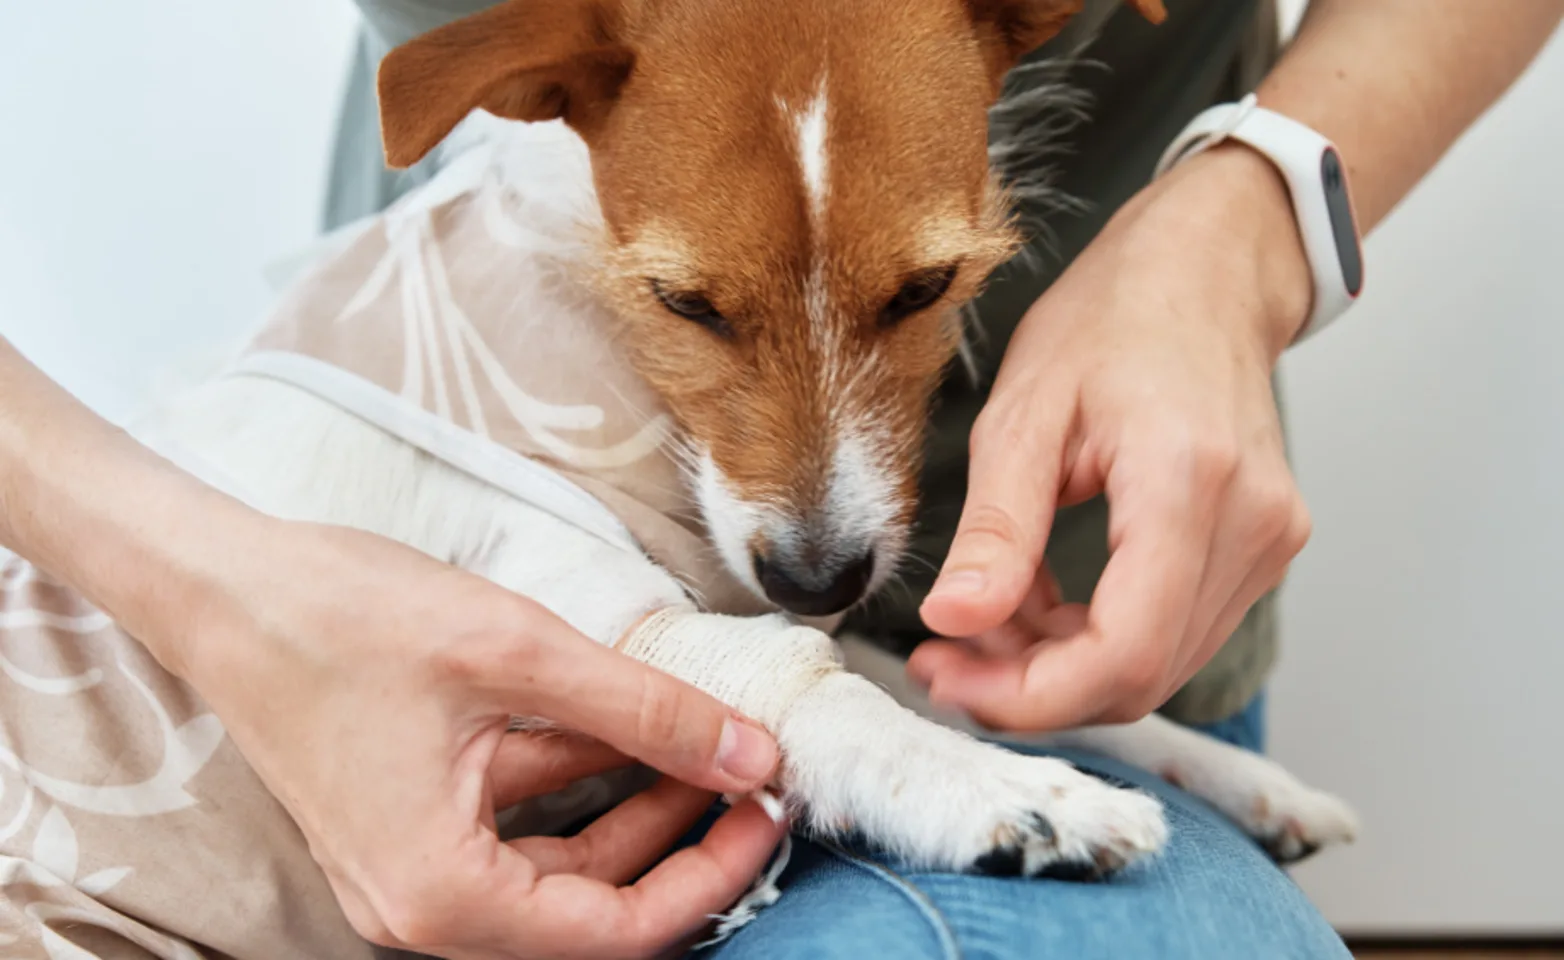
[146,0,1358,892]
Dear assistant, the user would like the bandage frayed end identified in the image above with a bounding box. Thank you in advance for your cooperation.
[696,789,792,949]
[723,788,786,826]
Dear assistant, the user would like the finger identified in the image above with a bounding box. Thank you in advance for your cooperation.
[911,469,1216,730]
[964,563,1067,659]
[907,639,1027,714]
[490,731,634,810]
[484,608,780,797]
[1096,450,1215,623]
[908,631,1157,733]
[920,397,1075,639]
[1038,600,1090,638]
[966,619,1037,659]
[1170,541,1295,695]
[1178,471,1304,664]
[911,617,1155,732]
[1017,558,1065,630]
[912,608,1093,690]
[508,776,718,885]
[496,797,788,958]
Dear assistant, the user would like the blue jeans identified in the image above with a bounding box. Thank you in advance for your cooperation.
[693,695,1350,960]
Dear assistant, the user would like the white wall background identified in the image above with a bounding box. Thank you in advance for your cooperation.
[0,0,359,419]
[2,0,1560,939]
[1271,18,1564,939]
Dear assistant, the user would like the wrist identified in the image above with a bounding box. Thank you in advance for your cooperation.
[12,427,267,680]
[0,342,269,682]
[1150,141,1315,359]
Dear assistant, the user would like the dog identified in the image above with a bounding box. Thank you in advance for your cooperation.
[142,0,1356,906]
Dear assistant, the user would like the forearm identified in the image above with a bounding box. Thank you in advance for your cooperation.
[1124,1,1563,352]
[0,338,260,675]
[1260,0,1564,231]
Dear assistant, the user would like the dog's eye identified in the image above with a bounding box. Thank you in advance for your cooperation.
[880,265,958,327]
[652,281,733,337]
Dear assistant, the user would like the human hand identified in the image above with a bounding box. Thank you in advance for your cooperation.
[0,337,784,958]
[172,519,784,960]
[910,143,1316,731]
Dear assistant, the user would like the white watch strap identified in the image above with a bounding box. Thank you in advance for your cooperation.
[1153,93,1365,343]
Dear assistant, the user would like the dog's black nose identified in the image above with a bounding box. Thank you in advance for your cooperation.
[754,552,874,617]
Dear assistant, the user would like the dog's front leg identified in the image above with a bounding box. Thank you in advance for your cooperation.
[475,509,1165,876]
[617,609,1168,877]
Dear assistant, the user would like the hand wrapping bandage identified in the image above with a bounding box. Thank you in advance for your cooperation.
[616,606,844,945]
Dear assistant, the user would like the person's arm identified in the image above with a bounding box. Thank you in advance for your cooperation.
[0,337,783,958]
[1265,0,1564,236]
[912,2,1564,730]
[0,339,255,678]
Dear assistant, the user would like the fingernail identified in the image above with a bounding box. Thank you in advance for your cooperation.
[929,569,986,600]
[717,718,778,784]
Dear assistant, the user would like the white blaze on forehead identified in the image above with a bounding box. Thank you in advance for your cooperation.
[788,77,831,223]
[779,77,843,372]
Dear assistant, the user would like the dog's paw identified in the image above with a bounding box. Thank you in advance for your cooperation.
[827,745,1169,879]
[962,755,1168,879]
[776,674,1167,881]
[1244,779,1359,864]
[1163,754,1359,864]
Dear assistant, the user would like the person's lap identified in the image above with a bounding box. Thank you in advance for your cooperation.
[691,696,1349,960]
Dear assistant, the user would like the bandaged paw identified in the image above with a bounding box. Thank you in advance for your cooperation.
[619,605,1168,888]
[616,606,843,732]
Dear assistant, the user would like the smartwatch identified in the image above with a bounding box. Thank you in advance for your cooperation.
[1153,93,1365,343]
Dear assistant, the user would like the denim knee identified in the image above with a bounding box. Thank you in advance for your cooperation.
[697,838,958,960]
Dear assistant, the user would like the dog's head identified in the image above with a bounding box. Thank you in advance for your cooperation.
[378,0,1163,618]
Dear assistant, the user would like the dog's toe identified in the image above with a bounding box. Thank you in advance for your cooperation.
[1253,792,1357,864]
[1240,779,1360,864]
[1034,857,1107,882]
[966,766,1168,881]
[1260,829,1323,865]
[1157,745,1360,862]
[973,843,1026,877]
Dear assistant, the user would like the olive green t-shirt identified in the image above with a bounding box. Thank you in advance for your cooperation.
[324,0,1284,726]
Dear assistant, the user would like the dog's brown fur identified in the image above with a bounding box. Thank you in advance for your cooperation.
[376,0,1163,558]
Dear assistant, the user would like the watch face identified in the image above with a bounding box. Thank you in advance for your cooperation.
[1321,147,1363,296]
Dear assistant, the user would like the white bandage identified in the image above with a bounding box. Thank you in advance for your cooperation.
[617,609,840,942]
[616,606,843,732]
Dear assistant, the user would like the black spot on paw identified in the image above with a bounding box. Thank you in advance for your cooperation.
[973,844,1025,876]
[1261,834,1321,865]
[1033,842,1132,882]
[1034,858,1102,882]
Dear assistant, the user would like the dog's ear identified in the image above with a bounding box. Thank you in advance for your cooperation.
[965,0,1166,89]
[377,0,634,168]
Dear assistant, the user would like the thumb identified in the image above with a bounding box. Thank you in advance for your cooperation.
[492,604,780,796]
[921,401,1068,639]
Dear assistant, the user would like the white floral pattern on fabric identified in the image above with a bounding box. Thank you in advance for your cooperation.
[333,203,671,469]
[235,122,764,616]
[0,553,371,959]
[0,121,775,959]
